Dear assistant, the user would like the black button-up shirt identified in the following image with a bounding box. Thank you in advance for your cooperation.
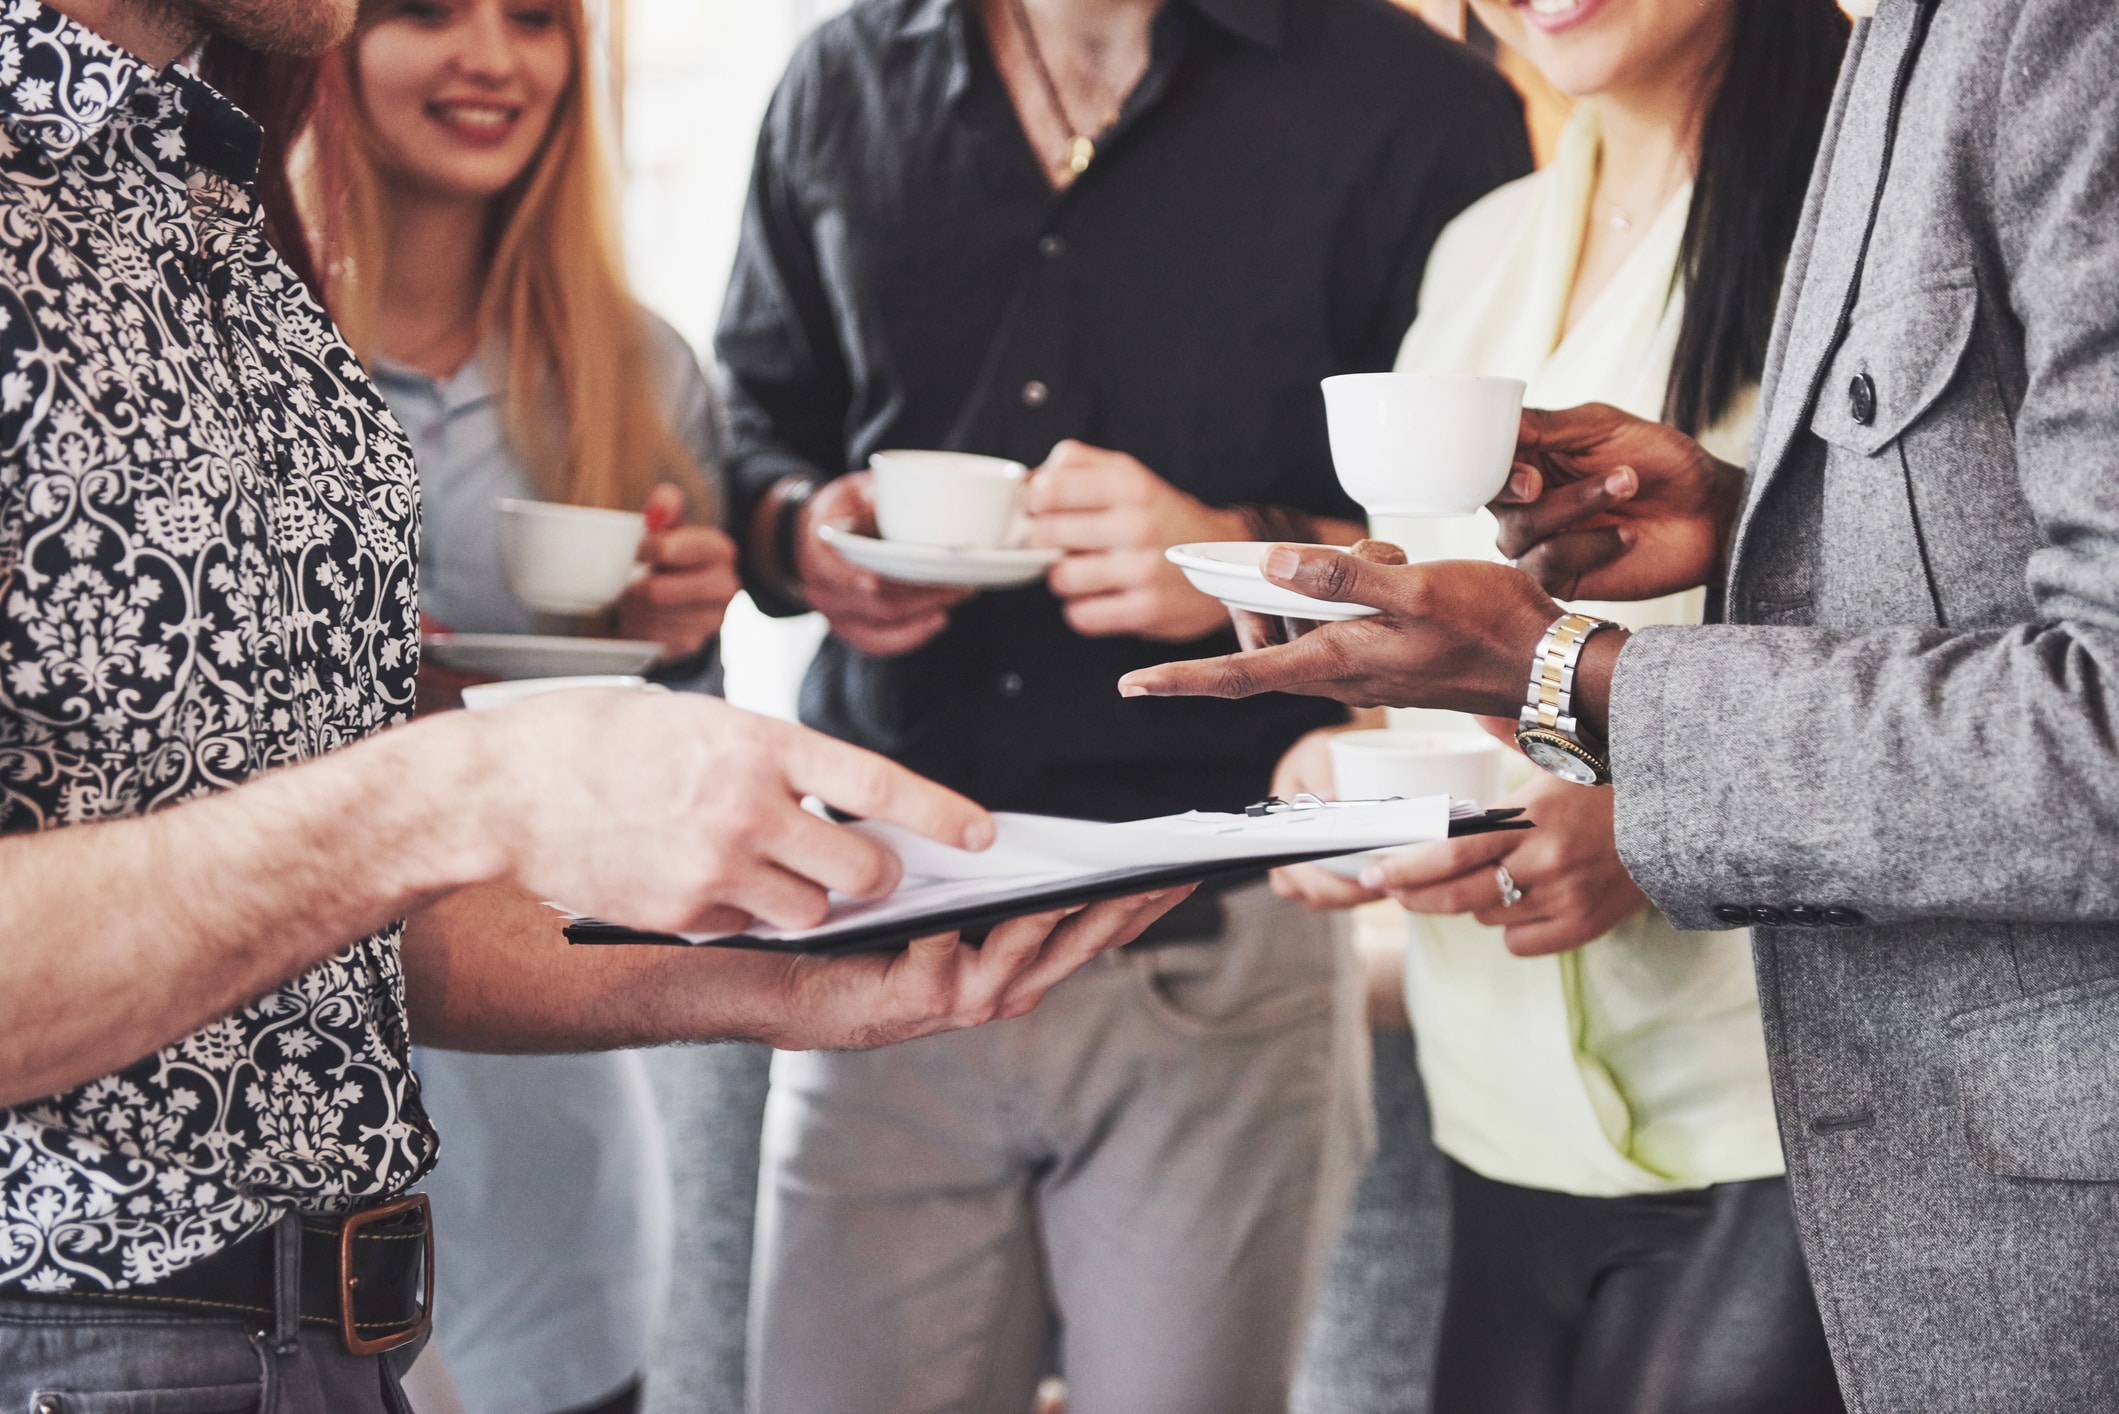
[719,0,1529,820]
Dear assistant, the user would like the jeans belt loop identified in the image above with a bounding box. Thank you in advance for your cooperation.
[272,1209,302,1355]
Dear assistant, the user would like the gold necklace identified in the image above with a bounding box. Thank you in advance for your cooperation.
[1006,0,1110,177]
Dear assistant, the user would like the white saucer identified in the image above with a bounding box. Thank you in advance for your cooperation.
[820,524,1059,589]
[423,633,663,680]
[1164,543,1382,622]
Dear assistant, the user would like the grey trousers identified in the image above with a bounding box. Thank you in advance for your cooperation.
[749,884,1374,1414]
[0,1297,422,1411]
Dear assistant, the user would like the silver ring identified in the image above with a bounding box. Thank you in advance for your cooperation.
[1495,864,1522,909]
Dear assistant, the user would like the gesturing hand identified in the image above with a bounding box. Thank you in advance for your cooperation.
[1358,765,1648,956]
[1496,404,1746,602]
[1024,440,1249,641]
[798,472,974,657]
[617,483,742,661]
[1119,546,1562,717]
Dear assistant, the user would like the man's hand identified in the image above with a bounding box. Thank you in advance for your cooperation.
[1119,547,1566,719]
[1497,404,1745,602]
[472,691,995,934]
[767,889,1191,1049]
[1024,440,1249,640]
[797,472,973,656]
[617,483,742,660]
[1357,767,1648,956]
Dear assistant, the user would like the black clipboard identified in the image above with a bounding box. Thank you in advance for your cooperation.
[563,807,1530,956]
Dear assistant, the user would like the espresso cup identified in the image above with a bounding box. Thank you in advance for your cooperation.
[498,498,648,616]
[1328,728,1508,809]
[869,450,1029,549]
[1321,372,1526,517]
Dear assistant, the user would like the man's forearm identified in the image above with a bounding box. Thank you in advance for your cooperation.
[0,713,502,1105]
[401,882,795,1052]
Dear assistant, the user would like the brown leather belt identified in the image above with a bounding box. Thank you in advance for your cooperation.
[2,1193,432,1355]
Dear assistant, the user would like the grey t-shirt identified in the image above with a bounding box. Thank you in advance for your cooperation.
[376,311,721,1412]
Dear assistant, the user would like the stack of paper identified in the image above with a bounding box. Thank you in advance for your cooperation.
[565,795,1516,954]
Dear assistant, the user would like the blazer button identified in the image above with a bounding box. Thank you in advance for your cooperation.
[1751,905,1788,927]
[1824,906,1868,927]
[1787,904,1824,928]
[1712,904,1750,925]
[1849,372,1877,425]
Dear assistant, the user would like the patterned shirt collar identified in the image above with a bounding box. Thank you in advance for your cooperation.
[0,0,259,182]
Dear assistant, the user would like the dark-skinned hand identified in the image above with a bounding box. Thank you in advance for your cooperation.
[1498,403,1746,602]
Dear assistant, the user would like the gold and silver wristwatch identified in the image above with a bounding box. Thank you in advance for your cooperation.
[1515,611,1619,786]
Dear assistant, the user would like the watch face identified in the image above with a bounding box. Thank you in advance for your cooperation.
[1522,734,1599,786]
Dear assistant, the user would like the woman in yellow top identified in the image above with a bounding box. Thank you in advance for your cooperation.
[1277,1,1851,1410]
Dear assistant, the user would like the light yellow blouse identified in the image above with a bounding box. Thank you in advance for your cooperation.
[1380,109,1783,1197]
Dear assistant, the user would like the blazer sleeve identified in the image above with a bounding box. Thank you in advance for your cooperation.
[1607,6,2119,932]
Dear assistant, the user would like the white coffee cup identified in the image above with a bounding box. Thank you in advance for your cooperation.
[461,675,663,712]
[868,450,1029,549]
[1321,372,1526,517]
[1327,729,1507,809]
[498,498,648,615]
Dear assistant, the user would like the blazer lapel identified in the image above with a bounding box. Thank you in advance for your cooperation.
[1728,0,1930,584]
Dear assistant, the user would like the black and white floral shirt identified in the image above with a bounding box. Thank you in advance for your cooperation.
[0,1,436,1294]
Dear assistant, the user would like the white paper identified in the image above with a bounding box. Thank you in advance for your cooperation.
[652,796,1459,946]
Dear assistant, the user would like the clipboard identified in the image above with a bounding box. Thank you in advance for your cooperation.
[563,804,1529,956]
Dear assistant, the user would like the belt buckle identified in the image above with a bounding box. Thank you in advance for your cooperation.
[338,1192,434,1357]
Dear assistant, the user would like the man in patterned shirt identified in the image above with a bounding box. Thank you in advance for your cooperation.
[0,0,1183,1402]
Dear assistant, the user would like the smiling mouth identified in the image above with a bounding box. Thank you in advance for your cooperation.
[425,100,521,137]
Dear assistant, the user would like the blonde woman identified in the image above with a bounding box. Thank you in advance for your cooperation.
[1272,1,1851,1410]
[295,2,738,1410]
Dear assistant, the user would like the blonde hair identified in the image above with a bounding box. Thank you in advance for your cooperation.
[300,0,707,514]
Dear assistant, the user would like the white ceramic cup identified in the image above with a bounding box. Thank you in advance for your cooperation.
[498,498,648,615]
[461,675,663,712]
[1321,372,1526,517]
[868,450,1029,549]
[1328,729,1508,808]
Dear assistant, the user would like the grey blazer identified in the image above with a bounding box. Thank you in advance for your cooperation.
[1608,1,2119,1408]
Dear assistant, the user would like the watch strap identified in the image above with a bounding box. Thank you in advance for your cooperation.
[1518,612,1617,738]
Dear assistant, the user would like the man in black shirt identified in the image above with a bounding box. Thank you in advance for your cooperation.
[721,0,1527,1407]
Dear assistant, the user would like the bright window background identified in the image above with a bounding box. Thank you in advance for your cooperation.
[621,0,847,718]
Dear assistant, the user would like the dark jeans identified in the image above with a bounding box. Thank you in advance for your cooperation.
[1433,1160,1846,1414]
[0,1298,421,1411]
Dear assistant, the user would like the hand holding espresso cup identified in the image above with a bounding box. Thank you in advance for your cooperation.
[616,482,742,661]
[1496,404,1746,602]
[1024,440,1250,642]
[797,472,976,658]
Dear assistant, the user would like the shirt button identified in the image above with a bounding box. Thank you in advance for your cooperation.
[1020,380,1049,409]
[1712,904,1750,926]
[1751,905,1788,927]
[1038,234,1066,260]
[998,672,1024,698]
[1848,372,1877,426]
[1824,906,1868,928]
[129,91,158,118]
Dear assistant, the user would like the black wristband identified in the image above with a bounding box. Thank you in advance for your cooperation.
[770,474,823,603]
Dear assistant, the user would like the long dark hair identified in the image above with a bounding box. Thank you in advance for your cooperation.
[1664,0,1850,438]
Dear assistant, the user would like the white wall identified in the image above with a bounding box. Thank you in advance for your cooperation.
[622,0,848,718]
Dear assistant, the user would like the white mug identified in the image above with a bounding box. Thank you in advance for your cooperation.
[869,450,1029,549]
[498,498,648,616]
[1321,372,1526,517]
[1328,729,1507,809]
[461,675,663,712]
